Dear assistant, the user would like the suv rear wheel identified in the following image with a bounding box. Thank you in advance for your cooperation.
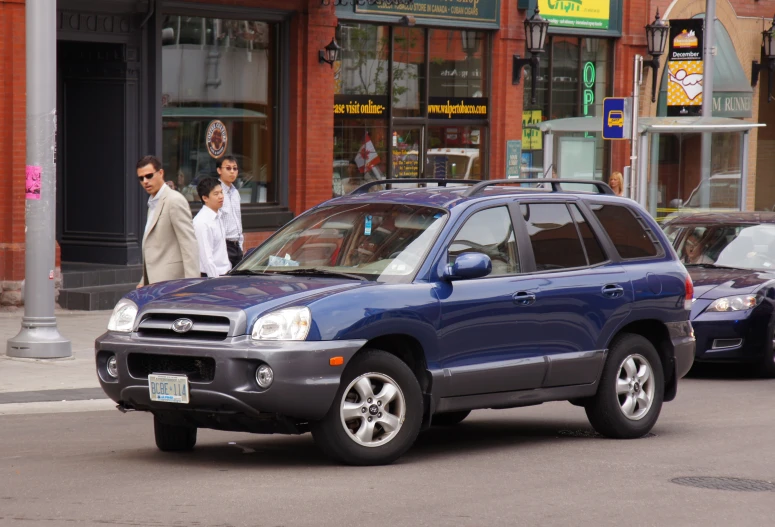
[311,349,423,466]
[585,333,664,439]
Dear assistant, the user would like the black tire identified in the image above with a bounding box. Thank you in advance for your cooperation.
[757,324,775,378]
[311,349,423,466]
[432,410,471,426]
[154,415,197,452]
[585,333,664,439]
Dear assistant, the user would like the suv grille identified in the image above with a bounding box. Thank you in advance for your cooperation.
[127,353,216,382]
[137,313,230,341]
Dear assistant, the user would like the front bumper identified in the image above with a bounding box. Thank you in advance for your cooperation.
[95,332,366,424]
[690,307,771,363]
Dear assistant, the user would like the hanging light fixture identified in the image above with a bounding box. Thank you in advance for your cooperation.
[752,16,775,102]
[643,9,670,103]
[460,30,480,56]
[512,8,551,104]
[319,37,341,67]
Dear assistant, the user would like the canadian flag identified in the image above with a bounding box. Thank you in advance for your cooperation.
[355,132,381,173]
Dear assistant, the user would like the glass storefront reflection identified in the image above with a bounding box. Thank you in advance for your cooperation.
[161,15,276,204]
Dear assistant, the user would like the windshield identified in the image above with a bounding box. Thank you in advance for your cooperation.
[235,203,448,283]
[677,224,775,271]
[684,178,740,209]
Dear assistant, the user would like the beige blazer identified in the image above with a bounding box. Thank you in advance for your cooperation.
[140,188,200,286]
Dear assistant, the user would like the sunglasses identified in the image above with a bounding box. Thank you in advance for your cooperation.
[220,166,238,172]
[137,172,157,182]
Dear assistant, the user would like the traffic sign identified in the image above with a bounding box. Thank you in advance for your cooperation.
[602,97,631,140]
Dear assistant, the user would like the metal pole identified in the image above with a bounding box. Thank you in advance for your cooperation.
[6,0,71,359]
[740,131,750,211]
[699,0,716,209]
[630,55,643,200]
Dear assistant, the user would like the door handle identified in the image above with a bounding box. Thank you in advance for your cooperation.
[602,284,625,298]
[513,291,536,305]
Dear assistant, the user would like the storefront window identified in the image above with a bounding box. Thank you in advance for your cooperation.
[522,37,611,180]
[429,29,487,99]
[393,27,425,118]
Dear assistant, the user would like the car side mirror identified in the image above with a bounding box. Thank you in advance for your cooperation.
[443,252,492,281]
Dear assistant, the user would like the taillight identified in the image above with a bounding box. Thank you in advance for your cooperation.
[684,275,694,310]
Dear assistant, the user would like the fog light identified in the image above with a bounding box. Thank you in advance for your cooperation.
[107,355,119,378]
[256,364,274,388]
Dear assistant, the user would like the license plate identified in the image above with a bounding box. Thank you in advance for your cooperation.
[148,374,189,404]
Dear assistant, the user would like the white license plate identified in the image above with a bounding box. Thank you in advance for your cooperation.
[148,374,189,404]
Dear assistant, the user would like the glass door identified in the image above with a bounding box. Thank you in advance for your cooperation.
[391,126,424,179]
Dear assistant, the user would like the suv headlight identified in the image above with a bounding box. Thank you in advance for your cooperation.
[706,294,761,313]
[107,299,138,332]
[251,307,311,341]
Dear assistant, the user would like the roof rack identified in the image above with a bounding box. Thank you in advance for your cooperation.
[349,179,482,195]
[461,179,614,197]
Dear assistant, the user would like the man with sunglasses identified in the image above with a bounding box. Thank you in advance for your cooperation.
[136,155,199,287]
[217,155,244,267]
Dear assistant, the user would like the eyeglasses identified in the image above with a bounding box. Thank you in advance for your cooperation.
[137,172,157,182]
[220,166,238,172]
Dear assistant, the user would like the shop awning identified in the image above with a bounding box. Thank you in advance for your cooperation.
[162,107,267,120]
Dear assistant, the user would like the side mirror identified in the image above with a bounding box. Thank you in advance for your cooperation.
[443,252,492,281]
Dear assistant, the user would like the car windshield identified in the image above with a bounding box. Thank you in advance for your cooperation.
[676,223,775,271]
[234,203,448,283]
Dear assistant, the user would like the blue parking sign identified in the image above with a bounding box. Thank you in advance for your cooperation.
[602,98,629,140]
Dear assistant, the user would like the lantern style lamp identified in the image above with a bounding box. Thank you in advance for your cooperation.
[319,37,341,68]
[752,16,775,102]
[461,30,480,56]
[512,8,551,105]
[643,9,670,104]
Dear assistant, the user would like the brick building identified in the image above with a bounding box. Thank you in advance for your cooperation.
[0,0,771,308]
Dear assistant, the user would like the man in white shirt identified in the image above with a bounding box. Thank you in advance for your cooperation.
[217,155,244,267]
[193,178,231,278]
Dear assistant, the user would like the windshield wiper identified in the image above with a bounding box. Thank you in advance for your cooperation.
[266,268,367,281]
[229,269,270,276]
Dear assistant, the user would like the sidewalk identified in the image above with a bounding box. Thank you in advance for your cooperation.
[0,309,113,411]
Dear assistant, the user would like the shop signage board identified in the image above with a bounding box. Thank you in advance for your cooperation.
[538,0,611,30]
[602,97,630,140]
[355,0,500,27]
[522,110,543,150]
[506,140,523,179]
[666,19,704,117]
[334,95,389,119]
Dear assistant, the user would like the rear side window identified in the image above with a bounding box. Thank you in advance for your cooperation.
[521,203,587,270]
[569,205,606,265]
[589,204,660,259]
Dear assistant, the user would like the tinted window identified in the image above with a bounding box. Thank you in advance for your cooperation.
[521,203,587,270]
[449,207,519,276]
[569,204,606,265]
[590,204,660,259]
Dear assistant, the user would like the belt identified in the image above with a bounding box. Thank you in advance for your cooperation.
[226,239,240,244]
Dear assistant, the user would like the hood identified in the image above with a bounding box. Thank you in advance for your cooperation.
[125,275,369,315]
[687,267,775,300]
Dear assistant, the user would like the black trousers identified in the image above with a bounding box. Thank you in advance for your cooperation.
[226,240,244,267]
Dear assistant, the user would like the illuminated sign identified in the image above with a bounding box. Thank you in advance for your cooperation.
[583,61,595,116]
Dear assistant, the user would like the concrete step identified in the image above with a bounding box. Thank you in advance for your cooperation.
[58,283,137,311]
[61,263,143,289]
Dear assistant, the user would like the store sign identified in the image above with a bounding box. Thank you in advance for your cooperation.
[334,95,388,119]
[582,61,595,116]
[428,97,488,119]
[205,120,228,159]
[522,110,543,150]
[355,0,500,27]
[667,19,704,117]
[506,140,523,179]
[712,93,753,118]
[538,0,611,30]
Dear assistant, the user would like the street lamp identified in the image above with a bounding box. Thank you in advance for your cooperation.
[319,37,341,68]
[643,9,670,104]
[461,30,480,56]
[512,8,550,105]
[752,16,775,102]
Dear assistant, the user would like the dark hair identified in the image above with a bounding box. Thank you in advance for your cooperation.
[136,155,162,171]
[196,177,222,204]
[217,155,238,169]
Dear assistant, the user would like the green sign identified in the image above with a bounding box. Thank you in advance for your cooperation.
[506,140,523,179]
[355,0,499,27]
[712,93,753,118]
[538,0,611,30]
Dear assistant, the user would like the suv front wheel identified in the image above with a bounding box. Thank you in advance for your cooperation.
[585,333,664,439]
[311,349,423,466]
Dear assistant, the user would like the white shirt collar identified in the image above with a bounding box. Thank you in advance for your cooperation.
[219,179,236,191]
[148,180,168,205]
[198,205,219,220]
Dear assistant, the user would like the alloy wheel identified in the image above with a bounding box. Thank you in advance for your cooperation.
[339,372,406,448]
[616,354,655,421]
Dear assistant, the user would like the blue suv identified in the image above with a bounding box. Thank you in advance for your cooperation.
[96,179,695,465]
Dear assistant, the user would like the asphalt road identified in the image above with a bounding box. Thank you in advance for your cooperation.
[1,368,773,527]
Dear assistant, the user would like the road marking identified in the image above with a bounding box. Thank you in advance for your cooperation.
[0,399,115,416]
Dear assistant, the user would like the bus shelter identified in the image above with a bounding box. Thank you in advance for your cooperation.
[527,116,765,222]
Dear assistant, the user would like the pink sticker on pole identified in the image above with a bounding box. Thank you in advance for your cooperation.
[25,165,42,200]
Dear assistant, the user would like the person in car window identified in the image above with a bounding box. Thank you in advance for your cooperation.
[683,232,714,264]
